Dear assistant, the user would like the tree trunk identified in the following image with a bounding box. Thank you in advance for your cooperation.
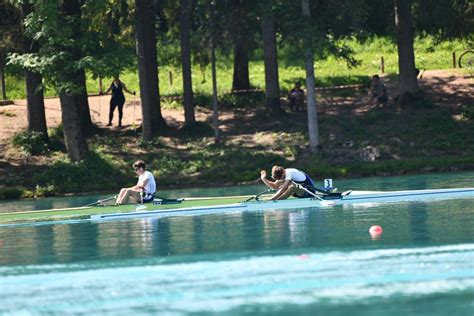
[25,71,49,141]
[302,0,319,153]
[0,60,6,100]
[58,0,89,161]
[180,0,196,126]
[75,69,94,136]
[135,0,167,140]
[394,0,418,101]
[210,2,220,144]
[22,2,48,141]
[231,0,251,91]
[59,92,89,161]
[261,2,281,116]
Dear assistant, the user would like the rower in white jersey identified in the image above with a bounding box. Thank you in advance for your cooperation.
[116,160,156,205]
[260,165,316,200]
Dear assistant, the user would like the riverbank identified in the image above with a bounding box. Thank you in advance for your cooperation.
[0,69,473,199]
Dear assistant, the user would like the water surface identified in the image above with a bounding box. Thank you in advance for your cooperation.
[0,172,473,315]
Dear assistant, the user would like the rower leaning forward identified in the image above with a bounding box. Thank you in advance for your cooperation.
[260,165,316,200]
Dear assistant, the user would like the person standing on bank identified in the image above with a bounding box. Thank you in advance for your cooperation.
[101,76,135,127]
[116,160,156,205]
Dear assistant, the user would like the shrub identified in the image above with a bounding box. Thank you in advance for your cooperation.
[461,104,474,121]
[47,125,66,152]
[0,187,24,200]
[220,91,265,108]
[179,121,214,138]
[12,131,49,155]
[32,152,127,193]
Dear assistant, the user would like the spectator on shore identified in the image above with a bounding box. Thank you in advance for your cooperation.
[287,81,305,111]
[369,75,388,105]
[100,75,135,127]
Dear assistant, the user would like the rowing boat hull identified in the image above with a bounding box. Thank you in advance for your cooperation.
[90,188,474,221]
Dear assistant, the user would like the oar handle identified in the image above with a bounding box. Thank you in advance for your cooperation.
[245,188,274,202]
[85,195,116,207]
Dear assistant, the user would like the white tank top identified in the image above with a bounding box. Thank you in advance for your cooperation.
[138,171,156,194]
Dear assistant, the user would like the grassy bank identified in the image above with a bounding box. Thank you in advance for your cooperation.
[2,96,473,200]
[3,36,470,100]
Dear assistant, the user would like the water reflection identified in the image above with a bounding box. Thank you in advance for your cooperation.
[0,198,473,266]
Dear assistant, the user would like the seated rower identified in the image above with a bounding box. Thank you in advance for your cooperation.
[116,160,156,205]
[260,165,316,200]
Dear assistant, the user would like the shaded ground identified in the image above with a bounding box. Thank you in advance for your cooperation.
[0,69,472,190]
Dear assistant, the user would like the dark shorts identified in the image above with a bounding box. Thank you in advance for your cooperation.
[373,93,388,103]
[293,176,316,198]
[143,193,155,203]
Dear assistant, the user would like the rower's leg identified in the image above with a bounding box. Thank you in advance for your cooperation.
[116,188,128,204]
[127,190,142,203]
[279,183,297,199]
[117,188,140,205]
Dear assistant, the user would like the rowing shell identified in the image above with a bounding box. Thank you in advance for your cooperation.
[90,187,474,221]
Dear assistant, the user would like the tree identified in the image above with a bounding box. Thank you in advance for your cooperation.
[301,0,319,153]
[179,0,196,126]
[414,0,474,40]
[231,0,252,91]
[261,0,282,116]
[135,0,167,140]
[20,3,49,141]
[209,0,220,144]
[0,2,22,101]
[394,0,419,105]
[57,0,89,161]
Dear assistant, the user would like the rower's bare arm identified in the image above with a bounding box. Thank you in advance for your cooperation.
[137,178,149,191]
[260,170,278,190]
[270,180,290,200]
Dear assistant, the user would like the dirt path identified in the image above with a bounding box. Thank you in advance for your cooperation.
[0,69,471,153]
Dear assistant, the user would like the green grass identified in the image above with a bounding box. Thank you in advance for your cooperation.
[3,36,469,100]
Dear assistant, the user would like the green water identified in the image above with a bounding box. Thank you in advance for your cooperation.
[0,172,473,315]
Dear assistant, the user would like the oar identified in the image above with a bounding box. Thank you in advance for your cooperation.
[291,182,335,207]
[85,196,116,207]
[245,188,274,202]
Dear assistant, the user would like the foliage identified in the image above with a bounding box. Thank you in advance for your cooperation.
[179,121,214,138]
[219,91,265,109]
[0,186,24,200]
[460,104,474,121]
[148,143,287,186]
[12,131,49,155]
[3,35,468,99]
[34,185,56,198]
[32,152,128,193]
[47,124,66,152]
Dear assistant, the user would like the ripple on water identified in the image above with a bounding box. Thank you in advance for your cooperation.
[1,244,473,315]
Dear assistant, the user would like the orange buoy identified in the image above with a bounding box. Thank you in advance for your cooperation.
[369,225,383,235]
[297,254,310,260]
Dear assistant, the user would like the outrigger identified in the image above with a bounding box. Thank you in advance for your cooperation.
[1,182,473,224]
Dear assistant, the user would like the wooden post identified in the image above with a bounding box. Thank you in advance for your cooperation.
[98,77,103,94]
[169,71,173,88]
[380,56,385,74]
[0,65,7,100]
[452,52,456,68]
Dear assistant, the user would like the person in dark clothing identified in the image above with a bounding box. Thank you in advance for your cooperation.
[287,81,305,111]
[369,75,388,105]
[101,76,135,127]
